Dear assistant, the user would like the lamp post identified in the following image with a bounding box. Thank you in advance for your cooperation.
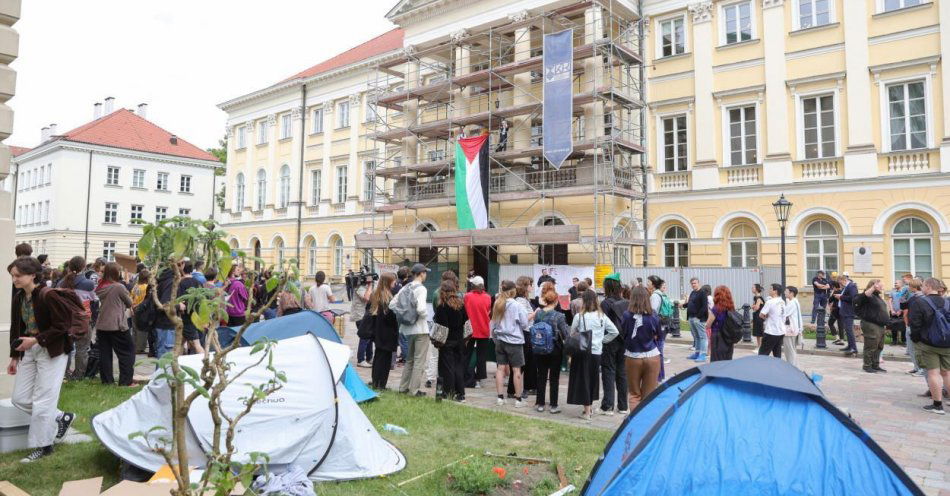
[772,194,792,293]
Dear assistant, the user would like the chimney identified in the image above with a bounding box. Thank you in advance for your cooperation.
[94,102,102,119]
[169,134,178,145]
[48,123,57,136]
[137,103,147,119]
[40,126,50,142]
[104,96,115,114]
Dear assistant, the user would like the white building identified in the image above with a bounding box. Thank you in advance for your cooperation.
[12,100,221,265]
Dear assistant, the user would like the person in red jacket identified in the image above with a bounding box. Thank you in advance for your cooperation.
[464,276,491,388]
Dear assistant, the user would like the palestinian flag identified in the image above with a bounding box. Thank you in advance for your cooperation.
[454,134,490,230]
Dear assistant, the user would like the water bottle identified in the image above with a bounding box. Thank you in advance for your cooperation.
[383,423,408,435]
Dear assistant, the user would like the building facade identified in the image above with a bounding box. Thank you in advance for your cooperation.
[0,0,22,371]
[12,102,220,265]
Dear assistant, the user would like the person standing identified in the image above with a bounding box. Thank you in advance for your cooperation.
[191,261,207,286]
[569,281,589,316]
[433,280,468,402]
[94,263,135,385]
[598,274,629,416]
[782,286,804,368]
[533,286,570,414]
[854,279,889,373]
[368,273,398,389]
[464,276,491,388]
[537,268,554,287]
[56,256,96,380]
[706,285,737,362]
[621,286,661,410]
[908,277,950,414]
[811,270,830,324]
[391,264,429,396]
[509,276,537,400]
[490,280,529,408]
[758,284,786,358]
[828,275,843,345]
[568,277,580,300]
[646,276,672,377]
[224,265,250,327]
[751,284,765,348]
[903,278,926,377]
[352,275,374,368]
[305,271,335,323]
[836,274,859,356]
[345,269,355,302]
[567,289,619,421]
[393,266,411,364]
[178,262,205,355]
[7,257,76,463]
[686,278,708,361]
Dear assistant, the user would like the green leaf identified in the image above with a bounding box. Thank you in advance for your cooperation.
[250,342,265,355]
[173,229,190,257]
[214,239,231,254]
[181,365,200,381]
[194,385,210,398]
[127,431,145,441]
[138,231,155,259]
[288,284,301,301]
[265,276,279,293]
[218,257,232,282]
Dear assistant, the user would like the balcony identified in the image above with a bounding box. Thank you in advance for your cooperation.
[724,164,762,187]
[307,205,321,216]
[655,171,690,192]
[883,149,935,176]
[795,157,842,181]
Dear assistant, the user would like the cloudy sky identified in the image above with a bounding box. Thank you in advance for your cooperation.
[9,0,397,150]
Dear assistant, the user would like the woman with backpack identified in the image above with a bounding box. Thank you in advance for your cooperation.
[598,274,630,416]
[509,276,537,400]
[94,263,135,385]
[705,285,737,362]
[224,265,249,327]
[490,280,530,408]
[532,286,570,413]
[621,286,661,410]
[433,279,468,402]
[567,289,619,421]
[7,257,76,463]
[369,272,398,390]
[57,256,96,380]
[646,276,671,380]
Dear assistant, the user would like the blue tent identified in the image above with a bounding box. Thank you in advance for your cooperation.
[216,310,376,403]
[583,356,923,496]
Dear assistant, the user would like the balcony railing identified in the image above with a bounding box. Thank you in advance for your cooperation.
[796,157,841,181]
[307,205,320,215]
[886,150,932,175]
[656,171,689,192]
[725,164,762,186]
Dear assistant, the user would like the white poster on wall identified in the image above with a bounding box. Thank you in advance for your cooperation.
[533,264,595,295]
[376,263,401,275]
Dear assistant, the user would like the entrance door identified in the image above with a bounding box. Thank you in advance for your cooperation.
[538,217,568,264]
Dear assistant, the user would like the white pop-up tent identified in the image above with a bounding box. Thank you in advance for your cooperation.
[92,334,406,481]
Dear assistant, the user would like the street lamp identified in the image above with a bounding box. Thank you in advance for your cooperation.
[772,194,792,292]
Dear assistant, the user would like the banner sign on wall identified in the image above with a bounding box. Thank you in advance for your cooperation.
[542,29,574,169]
[533,264,594,295]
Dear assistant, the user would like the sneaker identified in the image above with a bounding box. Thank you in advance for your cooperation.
[872,367,887,373]
[20,446,52,463]
[579,412,592,422]
[863,367,877,373]
[912,370,926,377]
[514,399,525,408]
[664,359,672,365]
[413,391,426,397]
[686,352,698,360]
[474,381,483,389]
[496,397,505,406]
[536,405,545,413]
[55,412,75,441]
[598,408,615,416]
[357,361,372,368]
[618,409,629,415]
[923,404,946,415]
[454,396,466,403]
[833,340,845,346]
[693,353,707,363]
[425,380,432,389]
[907,368,920,375]
[549,406,561,414]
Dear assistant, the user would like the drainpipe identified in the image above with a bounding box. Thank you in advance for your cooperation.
[83,150,93,260]
[295,84,307,262]
[10,159,18,225]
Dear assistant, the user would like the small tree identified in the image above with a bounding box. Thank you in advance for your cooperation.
[131,217,302,495]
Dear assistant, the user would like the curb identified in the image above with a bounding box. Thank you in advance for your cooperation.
[664,336,913,363]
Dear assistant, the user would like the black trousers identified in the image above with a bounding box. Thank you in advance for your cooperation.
[758,334,783,358]
[888,318,906,344]
[438,342,466,398]
[535,349,563,407]
[827,311,840,338]
[99,330,135,385]
[508,334,536,396]
[465,338,490,385]
[599,339,628,411]
[371,349,393,389]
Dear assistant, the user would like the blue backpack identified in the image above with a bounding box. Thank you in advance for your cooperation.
[920,297,950,347]
[530,311,556,355]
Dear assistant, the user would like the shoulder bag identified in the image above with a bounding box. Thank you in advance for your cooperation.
[564,313,592,357]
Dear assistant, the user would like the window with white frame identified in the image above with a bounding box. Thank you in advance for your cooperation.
[332,236,344,275]
[727,105,757,166]
[363,161,375,201]
[797,0,832,29]
[336,165,347,203]
[802,94,836,158]
[307,239,317,275]
[258,120,268,145]
[31,169,36,188]
[46,164,52,185]
[102,241,116,262]
[365,100,378,123]
[312,109,324,133]
[237,126,247,148]
[131,204,143,221]
[106,166,119,185]
[892,217,932,280]
[729,223,759,267]
[659,16,686,57]
[722,1,753,44]
[280,113,292,139]
[235,173,245,210]
[39,166,44,187]
[882,0,923,12]
[278,165,291,208]
[43,201,49,223]
[256,169,266,210]
[663,226,689,267]
[104,202,118,224]
[180,175,191,193]
[275,238,285,266]
[156,206,167,221]
[804,220,838,281]
[661,115,687,172]
[337,101,350,128]
[613,246,632,268]
[133,169,145,188]
[886,81,927,151]
[129,242,138,256]
[311,170,321,206]
[157,172,169,191]
[179,208,190,217]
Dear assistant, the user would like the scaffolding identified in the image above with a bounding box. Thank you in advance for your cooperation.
[358,0,646,271]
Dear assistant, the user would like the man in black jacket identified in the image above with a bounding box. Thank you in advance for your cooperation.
[854,279,889,373]
[686,277,708,360]
[908,277,950,415]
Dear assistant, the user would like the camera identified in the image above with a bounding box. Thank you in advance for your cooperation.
[352,265,378,283]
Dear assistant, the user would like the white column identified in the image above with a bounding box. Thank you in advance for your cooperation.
[321,103,333,215]
[583,6,605,142]
[762,0,793,185]
[509,11,533,157]
[348,93,361,213]
[688,1,719,190]
[290,105,303,219]
[452,30,471,127]
[403,50,420,166]
[245,119,256,206]
[267,114,278,209]
[0,0,20,371]
[940,0,950,172]
[842,0,877,179]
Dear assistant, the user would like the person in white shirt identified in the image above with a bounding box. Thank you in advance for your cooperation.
[782,286,804,368]
[305,271,336,323]
[758,283,786,358]
[390,263,430,396]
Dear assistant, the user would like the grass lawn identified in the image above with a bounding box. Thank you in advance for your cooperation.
[0,383,612,496]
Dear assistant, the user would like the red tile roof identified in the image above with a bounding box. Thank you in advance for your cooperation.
[281,28,404,83]
[57,109,217,162]
[9,145,31,157]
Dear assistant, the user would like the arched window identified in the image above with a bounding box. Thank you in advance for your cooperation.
[538,217,568,265]
[418,223,439,265]
[804,220,838,281]
[613,218,635,268]
[331,235,344,275]
[252,238,262,271]
[278,165,291,209]
[893,217,932,280]
[663,225,689,267]
[274,237,285,266]
[728,223,759,267]
[235,173,245,211]
[255,169,266,211]
[306,238,317,275]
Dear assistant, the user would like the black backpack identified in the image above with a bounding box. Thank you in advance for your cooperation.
[720,310,743,345]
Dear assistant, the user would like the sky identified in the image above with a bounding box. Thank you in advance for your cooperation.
[8,0,397,151]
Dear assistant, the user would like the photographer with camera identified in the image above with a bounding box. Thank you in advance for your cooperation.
[353,267,377,367]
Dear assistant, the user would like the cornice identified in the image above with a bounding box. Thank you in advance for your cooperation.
[14,140,221,170]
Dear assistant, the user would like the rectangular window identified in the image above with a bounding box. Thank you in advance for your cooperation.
[728,105,757,166]
[44,200,50,223]
[129,242,138,256]
[365,101,378,123]
[798,0,831,29]
[39,166,44,187]
[311,170,321,205]
[156,206,167,221]
[887,81,927,151]
[723,1,753,44]
[336,165,348,203]
[802,95,835,158]
[106,166,119,185]
[237,126,247,148]
[46,163,52,185]
[280,113,292,139]
[179,208,190,217]
[157,172,169,191]
[258,120,268,145]
[338,101,350,128]
[102,241,116,262]
[883,0,922,12]
[104,202,118,224]
[662,115,688,172]
[312,109,324,133]
[131,204,143,221]
[363,161,375,201]
[660,17,685,57]
[180,175,192,193]
[132,169,145,188]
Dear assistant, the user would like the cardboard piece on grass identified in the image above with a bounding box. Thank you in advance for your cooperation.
[98,480,176,496]
[58,477,103,496]
[0,481,31,496]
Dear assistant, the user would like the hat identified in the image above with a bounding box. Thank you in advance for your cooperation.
[469,275,485,287]
[410,263,430,275]
[842,271,850,278]
[604,272,621,282]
